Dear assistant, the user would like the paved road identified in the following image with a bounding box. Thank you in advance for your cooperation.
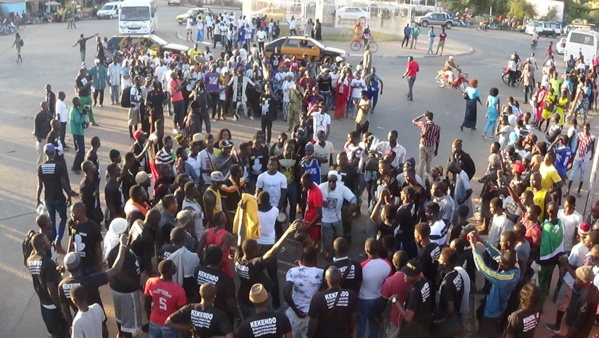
[0,5,595,337]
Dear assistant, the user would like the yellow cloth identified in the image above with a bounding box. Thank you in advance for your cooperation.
[233,193,260,240]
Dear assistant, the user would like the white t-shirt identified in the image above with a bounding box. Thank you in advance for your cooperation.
[256,30,267,42]
[182,199,204,239]
[350,78,366,98]
[55,99,68,123]
[285,266,323,312]
[282,80,294,102]
[186,155,201,179]
[312,112,331,141]
[563,242,589,288]
[359,258,391,300]
[430,219,449,246]
[256,171,287,207]
[313,141,335,174]
[257,206,278,245]
[72,304,105,338]
[198,149,215,184]
[186,17,194,30]
[319,183,356,223]
[558,209,582,252]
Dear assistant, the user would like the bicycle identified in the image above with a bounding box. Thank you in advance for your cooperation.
[350,36,378,53]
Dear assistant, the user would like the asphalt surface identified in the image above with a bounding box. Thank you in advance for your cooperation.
[0,4,597,337]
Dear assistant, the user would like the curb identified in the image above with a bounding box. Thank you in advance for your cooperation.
[176,29,476,59]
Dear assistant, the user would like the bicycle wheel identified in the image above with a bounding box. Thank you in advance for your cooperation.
[350,40,361,52]
[369,41,378,53]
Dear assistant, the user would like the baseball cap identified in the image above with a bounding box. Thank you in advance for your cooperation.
[305,143,314,151]
[64,252,81,271]
[133,129,145,140]
[579,223,591,236]
[575,266,594,284]
[219,140,233,148]
[210,171,225,182]
[512,162,526,174]
[249,283,268,304]
[43,143,55,154]
[135,171,150,184]
[400,259,422,277]
[384,150,395,157]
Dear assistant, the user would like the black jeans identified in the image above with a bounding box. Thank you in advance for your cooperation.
[261,114,273,144]
[60,122,67,148]
[93,88,104,105]
[172,100,185,129]
[259,245,280,308]
[72,134,85,171]
[524,84,534,103]
[401,36,410,47]
[209,92,219,118]
[355,120,369,135]
[508,70,516,86]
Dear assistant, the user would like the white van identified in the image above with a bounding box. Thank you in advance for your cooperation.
[564,29,599,62]
[97,2,121,20]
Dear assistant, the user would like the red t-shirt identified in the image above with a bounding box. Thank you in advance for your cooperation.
[169,79,184,102]
[380,272,411,328]
[406,61,419,77]
[304,184,323,241]
[439,32,447,42]
[144,277,187,326]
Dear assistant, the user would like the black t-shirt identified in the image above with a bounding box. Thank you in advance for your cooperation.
[70,219,102,271]
[235,257,267,305]
[108,245,141,293]
[504,308,540,338]
[59,272,109,311]
[418,243,440,290]
[105,179,123,218]
[457,247,476,286]
[129,223,155,272]
[169,303,233,337]
[80,178,99,222]
[438,270,464,315]
[403,277,432,334]
[194,265,236,317]
[238,310,292,338]
[565,285,599,337]
[394,202,415,241]
[28,253,61,306]
[331,258,363,294]
[450,222,468,243]
[38,160,67,202]
[336,165,359,195]
[250,146,269,178]
[119,169,136,202]
[76,75,92,97]
[159,243,178,262]
[308,288,358,338]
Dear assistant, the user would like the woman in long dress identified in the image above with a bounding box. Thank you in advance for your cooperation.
[335,68,351,119]
[461,78,482,131]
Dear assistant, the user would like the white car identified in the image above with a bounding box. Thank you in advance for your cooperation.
[336,6,369,24]
[168,0,181,6]
[556,38,566,54]
[97,2,121,19]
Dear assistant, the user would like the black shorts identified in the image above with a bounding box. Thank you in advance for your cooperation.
[41,305,69,338]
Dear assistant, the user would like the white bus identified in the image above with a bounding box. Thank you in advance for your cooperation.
[564,29,599,63]
[119,0,158,35]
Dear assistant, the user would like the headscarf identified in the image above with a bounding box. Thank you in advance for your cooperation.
[103,218,128,260]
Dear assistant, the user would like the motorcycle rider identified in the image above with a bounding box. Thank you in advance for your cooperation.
[531,31,539,48]
[507,54,518,87]
[444,55,459,84]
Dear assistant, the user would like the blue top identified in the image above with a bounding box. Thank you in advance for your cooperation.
[474,242,520,318]
[465,87,479,100]
[486,95,499,121]
[404,26,411,36]
[300,157,321,185]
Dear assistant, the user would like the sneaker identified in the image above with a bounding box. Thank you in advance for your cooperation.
[545,323,560,333]
[481,132,487,140]
[173,128,179,134]
[490,135,495,140]
[232,116,238,121]
[249,116,254,120]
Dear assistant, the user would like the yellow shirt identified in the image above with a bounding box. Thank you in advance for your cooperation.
[539,163,562,191]
[355,98,370,125]
[188,48,202,60]
[527,187,548,222]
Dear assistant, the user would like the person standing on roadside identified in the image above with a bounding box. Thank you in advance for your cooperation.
[427,26,436,54]
[34,102,53,165]
[73,33,98,63]
[402,56,419,101]
[412,111,441,179]
[55,91,69,149]
[107,58,121,105]
[436,28,447,55]
[410,23,420,49]
[75,67,98,126]
[45,84,56,117]
[402,23,411,48]
[69,97,87,173]
[88,59,108,107]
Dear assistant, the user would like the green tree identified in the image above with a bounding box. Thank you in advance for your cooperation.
[507,0,536,19]
[542,5,558,21]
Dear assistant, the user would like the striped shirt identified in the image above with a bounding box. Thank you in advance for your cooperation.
[413,120,441,148]
[155,148,174,167]
[575,132,596,162]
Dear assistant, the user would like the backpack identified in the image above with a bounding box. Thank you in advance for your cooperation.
[19,39,24,47]
[22,230,36,266]
[120,85,134,108]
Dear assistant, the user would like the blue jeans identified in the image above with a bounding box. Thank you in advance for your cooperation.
[284,182,299,221]
[72,134,85,171]
[110,84,120,104]
[80,50,86,62]
[148,322,179,338]
[45,199,68,244]
[483,119,497,136]
[321,221,343,256]
[198,111,211,134]
[357,298,380,338]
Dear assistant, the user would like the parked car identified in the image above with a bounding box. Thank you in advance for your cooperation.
[336,6,369,24]
[264,36,345,62]
[556,38,566,54]
[176,7,210,25]
[525,20,560,37]
[97,2,121,19]
[107,35,189,55]
[415,11,458,28]
[168,0,181,6]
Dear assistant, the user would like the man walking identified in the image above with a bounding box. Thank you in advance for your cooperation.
[412,111,441,178]
[45,84,56,117]
[73,33,98,63]
[427,26,436,54]
[402,56,419,101]
[34,102,52,165]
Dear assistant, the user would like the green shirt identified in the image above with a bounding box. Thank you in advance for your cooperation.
[69,106,85,136]
[412,26,421,37]
[540,219,564,261]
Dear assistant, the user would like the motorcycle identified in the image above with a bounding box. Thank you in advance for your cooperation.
[436,69,469,92]
[477,22,488,31]
[501,67,523,86]
[531,39,537,49]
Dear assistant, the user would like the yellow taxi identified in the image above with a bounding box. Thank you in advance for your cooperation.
[264,36,346,62]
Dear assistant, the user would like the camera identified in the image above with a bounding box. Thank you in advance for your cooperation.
[83,105,91,112]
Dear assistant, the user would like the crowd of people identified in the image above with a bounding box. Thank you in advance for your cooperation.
[24,7,599,338]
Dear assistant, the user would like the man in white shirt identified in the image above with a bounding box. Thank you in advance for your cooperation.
[431,182,454,225]
[256,157,287,213]
[288,16,297,35]
[349,72,366,118]
[198,134,216,187]
[205,13,214,39]
[256,27,267,53]
[107,57,122,105]
[358,238,391,338]
[186,16,194,41]
[313,131,335,182]
[426,202,449,246]
[375,130,407,170]
[55,91,69,149]
[281,74,295,121]
[558,195,582,252]
[311,103,331,141]
[128,76,142,139]
[319,171,356,258]
[186,140,202,180]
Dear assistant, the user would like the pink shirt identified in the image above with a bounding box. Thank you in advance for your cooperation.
[380,272,410,327]
[169,79,184,102]
[144,277,187,326]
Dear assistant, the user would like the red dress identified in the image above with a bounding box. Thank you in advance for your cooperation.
[335,76,350,119]
[205,228,233,277]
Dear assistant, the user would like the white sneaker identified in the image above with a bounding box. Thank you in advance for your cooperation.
[173,128,179,134]
[249,116,254,120]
